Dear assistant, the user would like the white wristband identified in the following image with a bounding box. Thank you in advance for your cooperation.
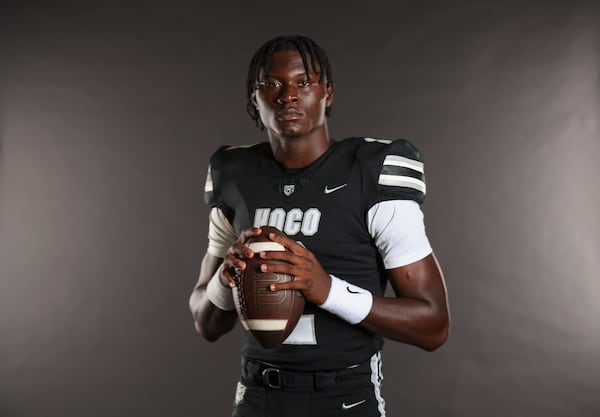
[205,265,235,311]
[320,275,373,324]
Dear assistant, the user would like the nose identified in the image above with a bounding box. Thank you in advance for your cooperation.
[276,83,298,104]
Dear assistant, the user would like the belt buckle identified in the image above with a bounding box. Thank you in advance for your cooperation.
[262,367,282,389]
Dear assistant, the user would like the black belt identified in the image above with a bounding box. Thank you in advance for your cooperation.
[241,358,370,390]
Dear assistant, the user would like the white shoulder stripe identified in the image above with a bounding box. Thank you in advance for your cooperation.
[364,137,392,144]
[204,165,213,192]
[378,175,426,193]
[383,155,424,173]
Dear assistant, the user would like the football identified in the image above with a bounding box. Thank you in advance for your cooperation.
[232,226,305,349]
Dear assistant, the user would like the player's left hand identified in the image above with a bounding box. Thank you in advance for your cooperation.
[257,231,332,305]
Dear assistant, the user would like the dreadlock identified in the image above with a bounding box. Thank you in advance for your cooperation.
[246,35,334,129]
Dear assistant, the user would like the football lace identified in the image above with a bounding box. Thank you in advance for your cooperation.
[233,267,247,315]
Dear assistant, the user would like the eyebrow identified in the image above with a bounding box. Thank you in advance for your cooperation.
[261,70,317,79]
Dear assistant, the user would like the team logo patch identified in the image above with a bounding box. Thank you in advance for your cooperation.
[282,184,295,196]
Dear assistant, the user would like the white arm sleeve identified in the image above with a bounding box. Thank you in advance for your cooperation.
[366,200,432,269]
[207,207,237,258]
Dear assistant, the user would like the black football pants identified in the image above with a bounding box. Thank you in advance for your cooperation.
[231,352,386,417]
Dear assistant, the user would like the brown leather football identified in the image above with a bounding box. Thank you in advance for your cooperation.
[232,226,305,349]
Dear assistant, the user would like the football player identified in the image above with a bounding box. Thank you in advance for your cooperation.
[189,34,450,417]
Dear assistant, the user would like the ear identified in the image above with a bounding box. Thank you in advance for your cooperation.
[325,83,334,107]
[251,91,258,108]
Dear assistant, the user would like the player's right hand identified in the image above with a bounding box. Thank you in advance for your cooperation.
[221,227,263,288]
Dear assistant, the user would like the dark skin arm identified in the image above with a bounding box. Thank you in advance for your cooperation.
[189,253,237,342]
[250,228,450,351]
[361,254,450,351]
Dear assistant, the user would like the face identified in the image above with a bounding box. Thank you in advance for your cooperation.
[252,50,333,139]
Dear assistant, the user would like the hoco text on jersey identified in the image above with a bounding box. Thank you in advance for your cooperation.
[253,208,321,236]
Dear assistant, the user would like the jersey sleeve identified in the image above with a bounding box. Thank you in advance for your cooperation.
[203,145,229,208]
[366,200,432,269]
[203,145,236,223]
[359,138,426,206]
[203,147,236,257]
[207,207,237,258]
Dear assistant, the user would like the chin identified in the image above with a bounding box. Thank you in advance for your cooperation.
[277,125,305,139]
[281,131,303,139]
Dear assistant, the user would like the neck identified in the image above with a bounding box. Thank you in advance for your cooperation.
[268,127,331,169]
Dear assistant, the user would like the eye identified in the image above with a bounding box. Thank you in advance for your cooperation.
[299,80,311,87]
[257,80,282,89]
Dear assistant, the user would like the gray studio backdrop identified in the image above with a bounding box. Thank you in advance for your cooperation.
[1,1,599,416]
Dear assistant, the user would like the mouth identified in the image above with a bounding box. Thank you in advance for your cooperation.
[277,108,302,121]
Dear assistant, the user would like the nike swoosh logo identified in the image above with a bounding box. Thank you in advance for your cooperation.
[346,286,361,294]
[324,183,348,194]
[342,399,366,410]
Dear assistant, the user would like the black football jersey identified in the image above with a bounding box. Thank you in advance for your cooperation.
[205,137,426,370]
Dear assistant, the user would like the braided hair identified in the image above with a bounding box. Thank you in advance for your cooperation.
[246,35,334,129]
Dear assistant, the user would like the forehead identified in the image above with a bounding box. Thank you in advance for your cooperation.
[260,50,319,78]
